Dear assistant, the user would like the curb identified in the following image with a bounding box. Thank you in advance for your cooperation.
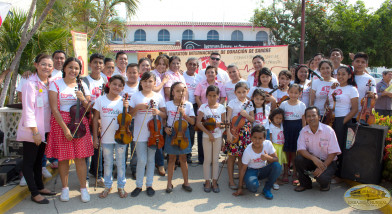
[344,179,392,213]
[0,166,58,213]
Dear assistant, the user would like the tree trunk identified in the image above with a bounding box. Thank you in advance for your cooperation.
[88,1,107,47]
[0,0,57,107]
[8,64,20,105]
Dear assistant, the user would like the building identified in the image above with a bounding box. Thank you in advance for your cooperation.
[109,21,270,62]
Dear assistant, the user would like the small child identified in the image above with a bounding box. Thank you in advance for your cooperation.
[233,125,282,200]
[276,70,291,105]
[251,89,270,139]
[269,108,287,188]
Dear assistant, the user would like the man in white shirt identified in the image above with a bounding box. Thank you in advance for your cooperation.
[102,58,115,80]
[198,52,230,84]
[51,50,66,81]
[329,48,344,78]
[113,51,128,80]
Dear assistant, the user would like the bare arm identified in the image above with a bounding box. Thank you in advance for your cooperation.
[309,89,316,106]
[344,97,358,124]
[49,91,72,140]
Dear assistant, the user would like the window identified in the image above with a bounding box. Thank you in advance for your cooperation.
[231,30,243,41]
[134,29,146,41]
[158,29,170,41]
[207,30,219,40]
[182,29,194,40]
[256,31,268,43]
[111,32,122,42]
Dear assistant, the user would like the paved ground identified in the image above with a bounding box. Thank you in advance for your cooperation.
[6,148,381,214]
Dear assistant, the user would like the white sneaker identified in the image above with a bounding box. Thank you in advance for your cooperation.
[60,187,69,202]
[42,167,52,178]
[80,188,90,203]
[273,183,280,190]
[19,176,27,186]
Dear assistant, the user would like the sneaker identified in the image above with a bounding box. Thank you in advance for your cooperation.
[60,187,69,202]
[42,167,52,178]
[273,183,280,190]
[262,189,273,200]
[146,187,155,196]
[19,176,27,186]
[80,188,90,202]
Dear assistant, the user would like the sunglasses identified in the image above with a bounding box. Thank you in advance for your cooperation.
[210,57,220,61]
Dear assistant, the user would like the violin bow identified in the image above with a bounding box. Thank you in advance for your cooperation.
[169,89,185,132]
[217,105,230,182]
[94,117,115,191]
[129,100,152,161]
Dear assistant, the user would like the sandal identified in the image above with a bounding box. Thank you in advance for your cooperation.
[118,188,128,198]
[292,176,299,186]
[99,188,111,198]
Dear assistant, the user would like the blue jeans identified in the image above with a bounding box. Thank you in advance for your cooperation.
[244,162,282,192]
[42,155,57,167]
[136,141,156,188]
[102,143,127,188]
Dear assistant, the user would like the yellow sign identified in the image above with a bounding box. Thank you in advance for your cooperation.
[71,31,88,76]
[137,45,288,79]
[344,184,391,210]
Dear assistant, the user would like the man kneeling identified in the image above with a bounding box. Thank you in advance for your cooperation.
[295,106,341,192]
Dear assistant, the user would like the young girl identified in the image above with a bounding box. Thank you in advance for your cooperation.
[247,67,277,110]
[310,60,337,115]
[268,108,287,188]
[129,72,166,197]
[294,65,311,107]
[276,70,292,105]
[197,85,227,193]
[252,89,271,139]
[328,65,358,177]
[225,64,247,103]
[92,75,128,198]
[279,84,306,185]
[164,82,195,193]
[233,125,281,200]
[226,82,255,190]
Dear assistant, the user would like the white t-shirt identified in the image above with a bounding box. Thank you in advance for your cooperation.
[113,66,127,81]
[299,79,311,107]
[228,98,254,120]
[355,73,376,114]
[279,101,306,121]
[129,91,166,142]
[166,101,195,126]
[242,141,276,169]
[50,69,63,81]
[93,95,123,144]
[254,106,271,129]
[16,77,27,93]
[224,79,248,103]
[49,79,91,112]
[311,69,321,81]
[199,68,230,84]
[311,79,337,115]
[247,86,277,99]
[328,85,359,117]
[183,72,201,104]
[269,123,284,145]
[276,89,289,103]
[84,75,105,103]
[100,72,107,80]
[246,71,278,88]
[122,83,139,99]
[198,103,226,138]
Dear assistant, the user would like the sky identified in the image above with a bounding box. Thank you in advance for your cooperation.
[4,0,387,22]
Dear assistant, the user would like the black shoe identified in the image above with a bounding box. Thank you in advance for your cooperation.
[39,191,57,196]
[146,187,155,196]
[130,188,142,197]
[182,184,192,192]
[131,172,136,180]
[31,196,49,204]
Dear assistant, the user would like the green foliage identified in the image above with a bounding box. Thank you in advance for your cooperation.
[252,0,392,67]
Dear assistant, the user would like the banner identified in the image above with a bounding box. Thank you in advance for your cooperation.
[0,2,11,28]
[71,31,88,76]
[137,45,288,79]
[182,40,263,49]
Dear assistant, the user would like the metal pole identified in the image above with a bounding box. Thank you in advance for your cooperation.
[300,0,305,64]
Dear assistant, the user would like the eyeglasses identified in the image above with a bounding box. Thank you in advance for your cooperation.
[210,57,220,61]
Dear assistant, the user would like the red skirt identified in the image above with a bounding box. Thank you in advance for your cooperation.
[45,111,93,161]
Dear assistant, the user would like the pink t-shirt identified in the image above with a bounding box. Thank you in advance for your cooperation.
[194,80,226,104]
[297,123,341,161]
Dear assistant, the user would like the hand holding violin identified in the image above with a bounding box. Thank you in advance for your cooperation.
[64,128,73,141]
[75,91,86,101]
[135,103,149,110]
[164,126,172,135]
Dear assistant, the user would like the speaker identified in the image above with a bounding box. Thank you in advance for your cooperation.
[341,124,387,184]
[0,158,22,186]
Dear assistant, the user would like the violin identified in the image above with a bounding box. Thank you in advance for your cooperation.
[357,80,375,126]
[230,101,252,143]
[147,100,165,149]
[277,95,289,107]
[322,92,336,127]
[265,85,281,104]
[171,97,189,150]
[67,77,87,139]
[195,118,230,131]
[114,93,133,144]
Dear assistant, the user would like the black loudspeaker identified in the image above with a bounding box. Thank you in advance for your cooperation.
[341,124,388,184]
[0,158,23,186]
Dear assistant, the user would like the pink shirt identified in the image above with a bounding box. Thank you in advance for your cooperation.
[164,70,187,101]
[17,74,51,142]
[297,123,341,161]
[194,80,226,104]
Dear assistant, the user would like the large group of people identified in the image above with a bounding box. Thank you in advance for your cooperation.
[13,48,391,205]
